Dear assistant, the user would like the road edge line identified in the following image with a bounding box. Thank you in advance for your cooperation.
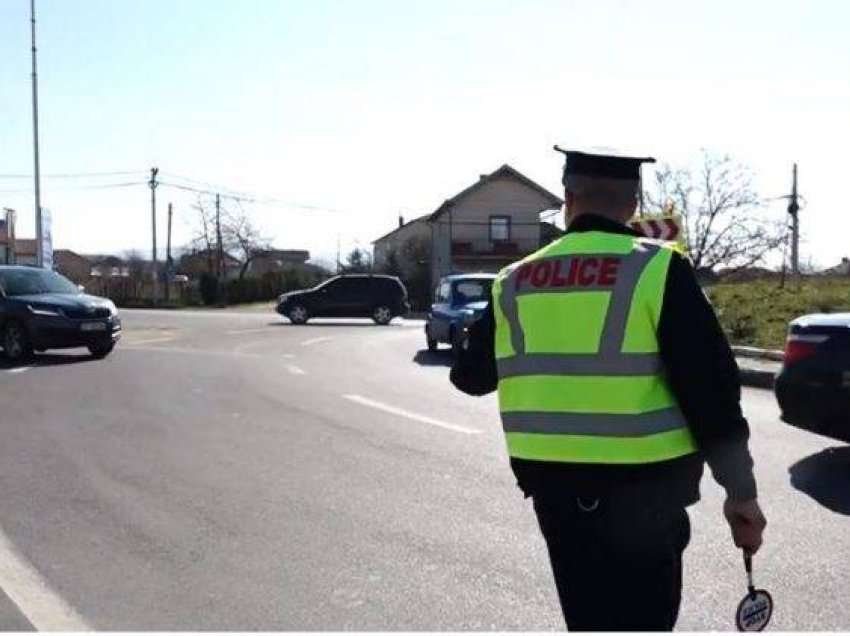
[0,527,92,631]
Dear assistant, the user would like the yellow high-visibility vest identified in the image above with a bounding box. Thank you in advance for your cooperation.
[492,230,698,464]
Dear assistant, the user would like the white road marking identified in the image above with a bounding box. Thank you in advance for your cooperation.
[120,308,272,319]
[343,394,479,435]
[286,364,306,375]
[0,526,92,631]
[124,336,178,346]
[301,336,335,346]
[225,327,275,336]
[5,367,31,374]
[121,346,262,358]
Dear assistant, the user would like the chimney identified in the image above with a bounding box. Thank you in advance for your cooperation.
[398,215,404,228]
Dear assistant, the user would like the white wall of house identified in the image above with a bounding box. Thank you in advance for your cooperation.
[444,177,553,252]
[431,220,452,288]
[430,175,561,287]
[373,217,430,272]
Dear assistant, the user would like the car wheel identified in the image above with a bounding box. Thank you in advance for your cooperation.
[426,332,438,352]
[2,321,33,362]
[88,342,115,359]
[372,305,393,325]
[288,305,309,324]
[450,326,463,355]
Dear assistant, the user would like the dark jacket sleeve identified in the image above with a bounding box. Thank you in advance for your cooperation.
[449,302,498,396]
[658,254,758,501]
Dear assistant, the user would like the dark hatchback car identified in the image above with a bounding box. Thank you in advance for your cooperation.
[0,266,121,362]
[276,274,410,325]
[775,312,850,442]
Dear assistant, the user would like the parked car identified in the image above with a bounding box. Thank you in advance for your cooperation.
[775,312,850,442]
[0,266,121,362]
[425,273,496,352]
[276,274,410,325]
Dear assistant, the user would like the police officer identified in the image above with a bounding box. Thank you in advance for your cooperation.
[450,148,766,631]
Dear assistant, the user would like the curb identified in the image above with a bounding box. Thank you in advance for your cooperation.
[731,345,784,362]
[738,366,777,390]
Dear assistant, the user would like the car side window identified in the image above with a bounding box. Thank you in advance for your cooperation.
[322,279,343,296]
[436,282,450,303]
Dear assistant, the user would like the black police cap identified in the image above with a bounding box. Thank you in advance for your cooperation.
[554,146,656,184]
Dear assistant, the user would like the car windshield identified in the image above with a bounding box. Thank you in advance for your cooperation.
[452,280,492,304]
[0,269,80,296]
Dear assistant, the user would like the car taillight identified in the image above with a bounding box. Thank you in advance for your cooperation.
[783,334,828,367]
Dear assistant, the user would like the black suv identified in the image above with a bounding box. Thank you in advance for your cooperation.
[0,266,121,361]
[276,274,410,325]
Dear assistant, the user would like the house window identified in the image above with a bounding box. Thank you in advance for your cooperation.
[489,216,511,242]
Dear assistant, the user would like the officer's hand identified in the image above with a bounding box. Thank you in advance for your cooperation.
[723,498,767,554]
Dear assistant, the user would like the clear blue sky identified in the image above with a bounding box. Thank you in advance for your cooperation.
[1,0,848,267]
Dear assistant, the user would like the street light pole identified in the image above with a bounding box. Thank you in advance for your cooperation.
[30,0,43,268]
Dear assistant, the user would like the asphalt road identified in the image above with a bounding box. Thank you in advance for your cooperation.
[0,308,847,631]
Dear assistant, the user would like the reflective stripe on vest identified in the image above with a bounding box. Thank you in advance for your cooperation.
[492,231,698,464]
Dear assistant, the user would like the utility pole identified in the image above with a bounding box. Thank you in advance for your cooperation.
[164,202,173,303]
[215,193,224,303]
[2,208,14,265]
[788,163,800,279]
[30,0,43,268]
[149,167,159,305]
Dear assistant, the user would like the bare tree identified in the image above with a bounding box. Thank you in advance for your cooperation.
[644,151,785,274]
[188,195,217,274]
[185,195,271,278]
[228,202,272,280]
[123,249,147,298]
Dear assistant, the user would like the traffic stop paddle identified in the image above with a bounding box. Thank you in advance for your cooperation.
[735,551,773,631]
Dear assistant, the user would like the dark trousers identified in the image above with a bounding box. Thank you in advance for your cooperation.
[533,491,691,631]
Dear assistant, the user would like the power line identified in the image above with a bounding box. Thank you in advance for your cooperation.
[159,171,249,196]
[0,170,142,180]
[0,181,145,194]
[157,180,344,213]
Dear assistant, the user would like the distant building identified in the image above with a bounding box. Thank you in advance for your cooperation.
[178,249,242,280]
[246,249,311,277]
[372,215,431,278]
[89,255,129,278]
[13,239,37,267]
[822,257,850,276]
[53,250,92,283]
[372,164,563,288]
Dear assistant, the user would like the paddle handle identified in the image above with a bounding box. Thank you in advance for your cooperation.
[743,550,755,598]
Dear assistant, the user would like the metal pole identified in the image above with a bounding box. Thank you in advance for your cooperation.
[165,202,173,303]
[30,0,43,268]
[788,163,800,278]
[2,209,13,265]
[149,167,159,304]
[215,194,223,303]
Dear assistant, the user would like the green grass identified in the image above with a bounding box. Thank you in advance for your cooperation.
[705,277,850,349]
